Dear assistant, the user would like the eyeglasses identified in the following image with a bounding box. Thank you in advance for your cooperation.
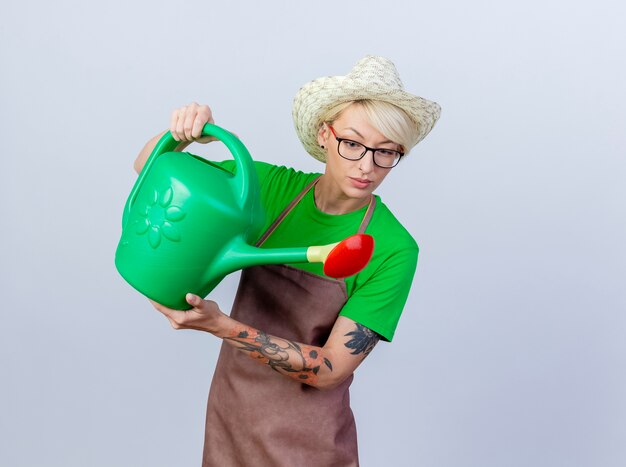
[327,125,403,168]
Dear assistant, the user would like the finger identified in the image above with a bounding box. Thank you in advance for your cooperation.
[193,105,212,138]
[191,113,207,140]
[169,108,181,141]
[166,315,181,330]
[149,299,176,319]
[148,299,188,330]
[175,106,189,141]
[183,103,199,140]
[172,107,188,141]
[186,293,202,308]
[196,109,218,143]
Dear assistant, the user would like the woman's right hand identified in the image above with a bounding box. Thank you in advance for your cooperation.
[134,103,216,173]
[170,102,216,143]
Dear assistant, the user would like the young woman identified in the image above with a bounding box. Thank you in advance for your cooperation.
[135,56,441,466]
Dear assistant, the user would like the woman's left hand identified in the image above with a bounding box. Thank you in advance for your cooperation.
[150,294,226,333]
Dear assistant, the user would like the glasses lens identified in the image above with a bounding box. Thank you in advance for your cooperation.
[338,140,366,160]
[374,149,401,168]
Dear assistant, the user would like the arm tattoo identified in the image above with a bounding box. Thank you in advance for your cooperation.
[344,323,380,357]
[224,329,332,383]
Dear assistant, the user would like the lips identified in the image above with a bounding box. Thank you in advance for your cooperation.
[349,177,372,189]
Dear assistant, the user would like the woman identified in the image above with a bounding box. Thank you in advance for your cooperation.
[135,56,440,466]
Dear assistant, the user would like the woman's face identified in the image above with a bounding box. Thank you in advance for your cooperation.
[317,103,400,205]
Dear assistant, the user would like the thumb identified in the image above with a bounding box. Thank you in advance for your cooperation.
[186,293,202,307]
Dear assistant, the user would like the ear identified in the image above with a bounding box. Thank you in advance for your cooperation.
[317,123,329,147]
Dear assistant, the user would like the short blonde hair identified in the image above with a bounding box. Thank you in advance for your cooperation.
[318,100,420,155]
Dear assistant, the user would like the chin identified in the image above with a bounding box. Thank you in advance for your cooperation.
[343,185,375,200]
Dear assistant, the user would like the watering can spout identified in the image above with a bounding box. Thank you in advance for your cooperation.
[218,234,375,280]
[218,238,309,274]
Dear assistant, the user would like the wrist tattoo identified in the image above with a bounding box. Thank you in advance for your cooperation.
[344,323,380,357]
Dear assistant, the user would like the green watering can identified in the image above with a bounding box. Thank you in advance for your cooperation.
[115,123,374,309]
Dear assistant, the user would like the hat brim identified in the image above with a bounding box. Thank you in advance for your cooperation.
[293,74,441,162]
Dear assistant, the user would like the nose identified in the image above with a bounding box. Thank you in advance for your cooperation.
[358,149,375,174]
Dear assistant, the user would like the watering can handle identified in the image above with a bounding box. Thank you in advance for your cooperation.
[123,123,254,226]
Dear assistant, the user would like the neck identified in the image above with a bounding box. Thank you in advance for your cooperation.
[314,175,371,215]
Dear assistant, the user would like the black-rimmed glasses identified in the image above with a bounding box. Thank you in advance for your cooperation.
[327,125,403,168]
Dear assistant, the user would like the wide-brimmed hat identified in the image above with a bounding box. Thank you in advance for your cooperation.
[292,55,441,162]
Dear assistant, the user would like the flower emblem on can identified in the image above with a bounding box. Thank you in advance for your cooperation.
[135,187,186,249]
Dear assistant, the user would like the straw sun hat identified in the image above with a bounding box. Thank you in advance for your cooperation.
[292,55,441,162]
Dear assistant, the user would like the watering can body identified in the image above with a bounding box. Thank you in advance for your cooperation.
[116,125,276,309]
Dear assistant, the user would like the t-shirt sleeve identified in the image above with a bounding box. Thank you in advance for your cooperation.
[338,244,419,342]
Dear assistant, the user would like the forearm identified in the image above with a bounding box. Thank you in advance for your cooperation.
[151,295,378,390]
[133,130,192,174]
[213,313,336,389]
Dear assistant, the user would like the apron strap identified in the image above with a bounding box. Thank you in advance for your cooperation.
[357,195,376,234]
[256,176,376,247]
[256,176,321,247]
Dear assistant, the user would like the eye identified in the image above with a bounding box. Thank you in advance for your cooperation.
[345,140,361,149]
[376,149,396,157]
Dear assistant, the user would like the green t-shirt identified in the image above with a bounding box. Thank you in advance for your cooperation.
[213,159,419,342]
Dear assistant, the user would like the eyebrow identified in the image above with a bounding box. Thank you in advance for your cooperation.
[343,127,394,145]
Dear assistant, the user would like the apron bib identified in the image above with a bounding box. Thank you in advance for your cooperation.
[202,179,375,467]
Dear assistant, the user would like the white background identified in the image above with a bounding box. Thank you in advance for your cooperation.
[1,1,625,466]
